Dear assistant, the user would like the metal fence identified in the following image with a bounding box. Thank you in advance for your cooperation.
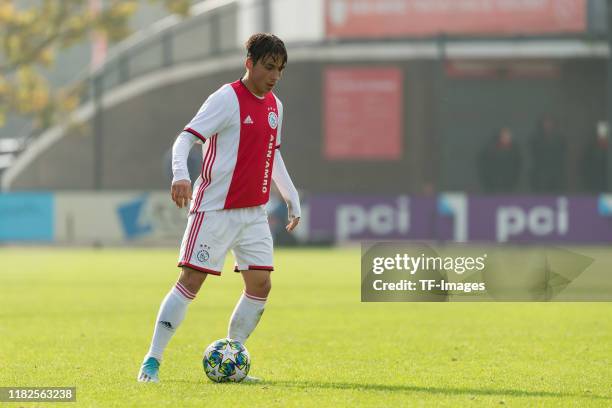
[84,1,243,101]
[82,0,610,101]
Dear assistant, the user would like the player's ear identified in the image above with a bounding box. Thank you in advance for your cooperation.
[245,57,253,71]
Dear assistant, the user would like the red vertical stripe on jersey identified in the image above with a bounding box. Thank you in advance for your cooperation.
[192,136,211,211]
[190,137,213,214]
[202,134,217,203]
[192,134,217,212]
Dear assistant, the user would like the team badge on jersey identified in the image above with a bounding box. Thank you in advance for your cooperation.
[268,111,278,129]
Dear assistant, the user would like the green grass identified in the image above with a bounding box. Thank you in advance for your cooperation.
[0,247,610,407]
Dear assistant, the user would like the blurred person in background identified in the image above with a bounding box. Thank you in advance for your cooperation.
[581,121,609,192]
[529,116,567,193]
[477,127,522,193]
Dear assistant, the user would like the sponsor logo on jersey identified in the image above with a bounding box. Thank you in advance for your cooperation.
[268,111,278,129]
[262,134,275,194]
[243,115,254,124]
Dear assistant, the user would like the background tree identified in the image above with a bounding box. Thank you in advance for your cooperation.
[0,0,190,129]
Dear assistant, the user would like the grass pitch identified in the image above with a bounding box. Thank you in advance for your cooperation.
[0,247,610,407]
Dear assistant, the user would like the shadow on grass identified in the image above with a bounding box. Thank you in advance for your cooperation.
[247,380,610,401]
[165,378,609,401]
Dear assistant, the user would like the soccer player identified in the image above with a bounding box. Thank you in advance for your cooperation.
[137,33,300,383]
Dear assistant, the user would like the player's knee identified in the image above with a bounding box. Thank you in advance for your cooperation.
[260,278,272,296]
[179,266,207,294]
[247,277,271,297]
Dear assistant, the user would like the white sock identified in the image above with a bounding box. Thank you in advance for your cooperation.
[145,282,196,361]
[228,292,267,344]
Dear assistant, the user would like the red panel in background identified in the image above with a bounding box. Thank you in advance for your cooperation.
[324,67,403,160]
[326,0,587,38]
[446,60,562,79]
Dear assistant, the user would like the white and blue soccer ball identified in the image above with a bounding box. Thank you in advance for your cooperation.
[203,338,250,383]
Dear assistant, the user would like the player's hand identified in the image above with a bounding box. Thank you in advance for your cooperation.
[286,216,300,232]
[171,180,192,209]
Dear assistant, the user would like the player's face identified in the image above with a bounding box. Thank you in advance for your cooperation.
[247,55,285,95]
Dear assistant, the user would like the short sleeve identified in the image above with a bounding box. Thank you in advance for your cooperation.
[184,85,233,142]
[275,96,283,149]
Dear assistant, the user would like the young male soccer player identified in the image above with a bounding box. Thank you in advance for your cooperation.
[138,33,300,383]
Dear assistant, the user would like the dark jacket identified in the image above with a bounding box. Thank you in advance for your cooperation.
[529,128,567,193]
[478,134,522,193]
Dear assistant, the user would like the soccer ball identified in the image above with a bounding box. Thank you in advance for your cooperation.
[202,338,250,382]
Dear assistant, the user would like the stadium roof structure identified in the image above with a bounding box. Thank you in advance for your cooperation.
[2,0,610,190]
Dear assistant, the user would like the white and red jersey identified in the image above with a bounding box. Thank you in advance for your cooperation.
[183,79,283,212]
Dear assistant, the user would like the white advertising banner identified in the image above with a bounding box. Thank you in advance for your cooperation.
[54,192,188,244]
[53,192,308,245]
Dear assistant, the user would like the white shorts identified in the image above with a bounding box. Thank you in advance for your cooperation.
[177,205,274,275]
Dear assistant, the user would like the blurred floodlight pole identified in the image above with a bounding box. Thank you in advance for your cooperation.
[608,0,612,191]
[90,0,105,190]
[93,74,103,190]
[262,0,271,32]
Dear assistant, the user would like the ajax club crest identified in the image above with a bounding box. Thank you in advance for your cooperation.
[197,250,210,263]
[197,244,211,263]
[268,111,278,129]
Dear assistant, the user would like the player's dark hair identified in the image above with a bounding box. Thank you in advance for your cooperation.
[245,33,287,69]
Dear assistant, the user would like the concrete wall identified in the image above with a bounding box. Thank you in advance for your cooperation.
[7,58,606,194]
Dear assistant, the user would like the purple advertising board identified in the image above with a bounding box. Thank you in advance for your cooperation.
[307,195,438,242]
[466,196,612,243]
[308,194,612,243]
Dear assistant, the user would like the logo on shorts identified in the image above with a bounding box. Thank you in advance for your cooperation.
[197,250,210,263]
[268,111,278,129]
[197,244,211,263]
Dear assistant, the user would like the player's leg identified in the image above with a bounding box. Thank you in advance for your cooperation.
[138,266,208,383]
[241,269,272,298]
[177,266,208,294]
[138,211,226,382]
[145,267,207,359]
[228,269,272,344]
[228,206,274,344]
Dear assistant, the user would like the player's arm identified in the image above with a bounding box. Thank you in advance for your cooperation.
[172,86,233,208]
[171,131,197,208]
[272,149,301,232]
